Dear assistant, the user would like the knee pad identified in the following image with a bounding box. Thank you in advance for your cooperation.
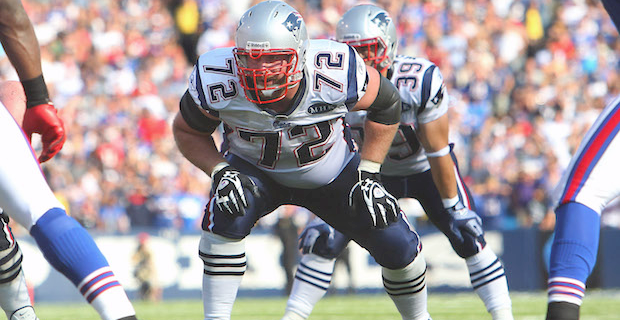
[312,230,349,260]
[358,218,421,269]
[203,169,274,239]
[203,196,261,239]
[300,218,350,260]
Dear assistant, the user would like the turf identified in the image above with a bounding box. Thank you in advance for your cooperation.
[32,291,620,320]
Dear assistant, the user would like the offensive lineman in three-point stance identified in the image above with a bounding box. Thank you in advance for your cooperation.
[173,1,431,319]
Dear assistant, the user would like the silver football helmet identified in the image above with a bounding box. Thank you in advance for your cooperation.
[336,4,397,73]
[234,0,309,104]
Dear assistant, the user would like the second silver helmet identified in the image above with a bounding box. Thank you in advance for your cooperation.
[336,4,398,72]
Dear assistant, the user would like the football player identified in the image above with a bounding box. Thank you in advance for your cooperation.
[172,1,431,319]
[281,5,513,320]
[0,1,137,319]
[546,1,620,319]
[546,95,620,320]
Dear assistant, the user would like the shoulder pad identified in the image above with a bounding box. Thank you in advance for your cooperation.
[189,47,240,111]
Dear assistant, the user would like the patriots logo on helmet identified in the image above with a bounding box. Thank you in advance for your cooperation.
[283,12,303,41]
[371,12,391,34]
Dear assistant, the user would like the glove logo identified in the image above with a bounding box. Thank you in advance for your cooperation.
[372,187,386,198]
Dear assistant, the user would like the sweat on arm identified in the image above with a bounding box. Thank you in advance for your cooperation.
[365,75,401,125]
[179,90,221,133]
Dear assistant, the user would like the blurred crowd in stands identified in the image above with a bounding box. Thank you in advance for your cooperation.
[1,0,618,235]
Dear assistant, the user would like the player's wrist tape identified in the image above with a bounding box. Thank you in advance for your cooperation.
[21,74,51,108]
[426,145,450,158]
[210,162,230,178]
[359,159,381,174]
[442,196,459,208]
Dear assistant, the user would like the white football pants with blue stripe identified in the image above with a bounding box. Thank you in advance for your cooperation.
[0,104,136,320]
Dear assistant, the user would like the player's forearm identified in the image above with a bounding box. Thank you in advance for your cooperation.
[417,115,456,199]
[427,155,458,199]
[172,114,225,176]
[360,120,398,164]
[0,0,43,80]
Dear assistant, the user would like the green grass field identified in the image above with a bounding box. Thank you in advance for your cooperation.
[33,291,620,320]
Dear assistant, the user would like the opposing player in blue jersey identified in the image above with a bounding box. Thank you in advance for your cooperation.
[0,1,137,319]
[281,5,513,320]
[546,1,620,319]
[172,1,432,319]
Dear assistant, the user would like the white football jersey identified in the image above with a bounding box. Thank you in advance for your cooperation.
[188,39,368,188]
[347,56,449,176]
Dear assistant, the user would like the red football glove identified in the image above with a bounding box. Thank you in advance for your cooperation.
[22,103,66,163]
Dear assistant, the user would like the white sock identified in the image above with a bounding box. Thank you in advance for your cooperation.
[382,253,430,320]
[281,310,306,320]
[77,267,136,320]
[547,277,585,306]
[490,307,514,320]
[466,247,513,320]
[0,272,34,319]
[89,286,136,320]
[200,231,246,320]
[283,254,335,320]
[0,242,35,319]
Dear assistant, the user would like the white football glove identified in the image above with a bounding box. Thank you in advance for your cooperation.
[348,169,400,229]
[212,165,259,217]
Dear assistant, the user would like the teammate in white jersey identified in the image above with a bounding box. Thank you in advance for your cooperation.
[172,1,431,319]
[546,1,620,319]
[281,5,513,320]
[0,1,137,319]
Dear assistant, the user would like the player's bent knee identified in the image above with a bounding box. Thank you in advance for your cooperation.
[29,207,71,232]
[373,244,418,270]
[203,186,267,240]
[449,235,485,259]
[312,232,350,260]
[362,224,421,270]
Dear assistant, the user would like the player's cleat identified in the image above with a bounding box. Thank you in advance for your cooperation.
[117,316,138,320]
[10,306,38,320]
[546,301,579,320]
